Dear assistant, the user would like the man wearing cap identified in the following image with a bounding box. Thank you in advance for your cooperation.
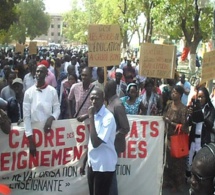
[7,78,24,123]
[115,68,127,97]
[23,65,60,157]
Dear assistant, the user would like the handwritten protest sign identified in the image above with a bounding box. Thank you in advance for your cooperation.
[0,116,164,195]
[29,42,37,55]
[88,24,121,67]
[15,43,25,54]
[201,50,215,83]
[139,43,176,79]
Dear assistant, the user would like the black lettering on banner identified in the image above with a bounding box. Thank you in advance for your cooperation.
[115,164,131,175]
[9,179,64,192]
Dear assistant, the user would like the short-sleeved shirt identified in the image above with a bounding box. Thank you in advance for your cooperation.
[88,105,117,172]
[176,81,191,106]
[120,96,142,114]
[68,82,93,117]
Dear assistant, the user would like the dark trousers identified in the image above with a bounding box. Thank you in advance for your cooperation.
[87,166,114,195]
[109,171,118,195]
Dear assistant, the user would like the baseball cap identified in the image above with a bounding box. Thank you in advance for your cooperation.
[12,78,23,85]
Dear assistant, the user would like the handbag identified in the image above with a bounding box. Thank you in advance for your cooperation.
[170,124,189,158]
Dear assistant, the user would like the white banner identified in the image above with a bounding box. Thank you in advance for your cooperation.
[0,115,164,195]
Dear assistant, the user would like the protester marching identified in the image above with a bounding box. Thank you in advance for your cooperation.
[0,17,215,195]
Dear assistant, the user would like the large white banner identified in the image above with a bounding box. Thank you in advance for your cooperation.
[0,116,164,195]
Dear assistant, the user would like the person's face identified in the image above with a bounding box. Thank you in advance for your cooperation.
[145,83,153,94]
[98,69,104,82]
[29,63,37,75]
[12,83,23,94]
[81,69,91,84]
[127,60,131,66]
[67,66,75,75]
[197,90,206,107]
[128,86,138,99]
[71,58,76,65]
[115,73,122,83]
[36,65,48,82]
[68,75,76,86]
[190,159,214,195]
[3,66,11,78]
[180,75,185,84]
[171,88,181,100]
[90,90,104,113]
[8,73,16,86]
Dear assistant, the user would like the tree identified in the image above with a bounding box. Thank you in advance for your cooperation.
[152,0,213,72]
[9,0,50,44]
[63,0,143,51]
[0,0,20,44]
[0,0,20,31]
[63,0,89,44]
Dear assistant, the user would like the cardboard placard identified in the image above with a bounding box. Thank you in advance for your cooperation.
[29,42,37,55]
[201,50,215,83]
[139,43,176,79]
[88,24,121,67]
[15,43,25,54]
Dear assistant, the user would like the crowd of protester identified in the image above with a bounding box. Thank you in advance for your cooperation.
[1,46,215,195]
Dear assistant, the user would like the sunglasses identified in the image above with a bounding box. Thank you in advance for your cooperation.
[191,171,214,183]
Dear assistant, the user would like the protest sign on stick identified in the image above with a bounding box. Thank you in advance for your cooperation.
[88,24,121,67]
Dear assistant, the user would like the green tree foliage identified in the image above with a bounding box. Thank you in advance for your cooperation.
[63,0,142,48]
[0,0,20,44]
[63,0,88,43]
[152,0,213,53]
[10,0,50,44]
[0,0,20,31]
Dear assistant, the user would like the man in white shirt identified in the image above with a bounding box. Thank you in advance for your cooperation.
[23,65,60,157]
[87,87,117,195]
[23,59,37,91]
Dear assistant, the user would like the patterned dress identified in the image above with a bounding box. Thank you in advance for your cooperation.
[120,96,142,115]
[163,101,189,190]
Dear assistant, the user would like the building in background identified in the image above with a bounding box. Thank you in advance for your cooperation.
[33,13,67,46]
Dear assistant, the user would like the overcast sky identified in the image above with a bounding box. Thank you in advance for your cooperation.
[43,0,72,13]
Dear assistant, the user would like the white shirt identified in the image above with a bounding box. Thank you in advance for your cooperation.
[88,105,117,172]
[23,85,60,137]
[176,81,191,106]
[23,73,36,92]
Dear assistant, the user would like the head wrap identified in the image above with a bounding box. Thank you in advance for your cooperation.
[116,68,123,74]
